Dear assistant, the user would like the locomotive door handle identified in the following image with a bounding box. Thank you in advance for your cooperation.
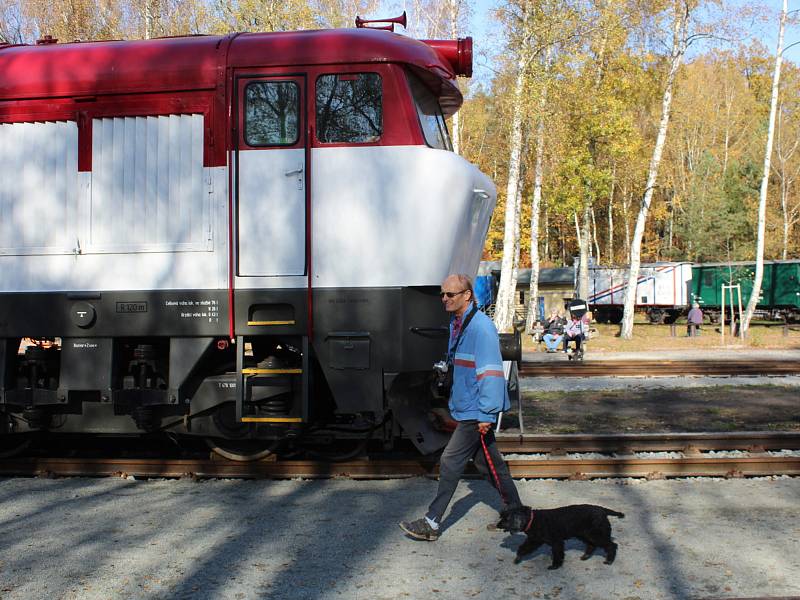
[285,164,304,190]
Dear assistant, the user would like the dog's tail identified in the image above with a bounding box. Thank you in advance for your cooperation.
[602,507,625,519]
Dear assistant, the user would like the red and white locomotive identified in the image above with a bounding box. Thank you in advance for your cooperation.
[0,20,496,457]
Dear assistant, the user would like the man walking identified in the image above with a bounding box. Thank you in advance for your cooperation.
[399,274,521,541]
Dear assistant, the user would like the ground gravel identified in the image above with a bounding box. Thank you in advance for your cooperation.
[520,348,800,393]
[520,375,800,393]
[1,475,799,600]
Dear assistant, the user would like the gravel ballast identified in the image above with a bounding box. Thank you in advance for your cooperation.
[1,476,799,599]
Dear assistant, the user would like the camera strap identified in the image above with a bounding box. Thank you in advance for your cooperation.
[447,304,478,361]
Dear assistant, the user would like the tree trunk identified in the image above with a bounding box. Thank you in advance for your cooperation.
[668,196,674,251]
[494,55,528,333]
[743,0,787,334]
[621,2,689,339]
[774,99,799,262]
[607,169,615,264]
[591,204,601,264]
[449,0,461,154]
[622,185,631,263]
[781,178,789,261]
[525,102,546,333]
[144,0,153,39]
[543,206,550,262]
[578,204,591,299]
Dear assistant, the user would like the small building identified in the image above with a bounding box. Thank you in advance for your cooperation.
[479,262,576,322]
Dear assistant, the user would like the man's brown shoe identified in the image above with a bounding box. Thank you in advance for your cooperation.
[399,518,440,541]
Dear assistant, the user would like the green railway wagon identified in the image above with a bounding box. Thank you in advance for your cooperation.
[691,260,800,321]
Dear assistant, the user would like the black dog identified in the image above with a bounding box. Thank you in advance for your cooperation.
[497,504,624,569]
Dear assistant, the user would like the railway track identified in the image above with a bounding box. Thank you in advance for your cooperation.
[494,431,800,454]
[519,359,800,377]
[1,454,798,480]
[1,431,798,480]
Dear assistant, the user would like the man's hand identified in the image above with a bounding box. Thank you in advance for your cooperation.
[477,422,492,435]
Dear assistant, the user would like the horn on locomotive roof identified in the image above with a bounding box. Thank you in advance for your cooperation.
[355,11,407,32]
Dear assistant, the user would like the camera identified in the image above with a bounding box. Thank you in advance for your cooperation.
[432,360,453,398]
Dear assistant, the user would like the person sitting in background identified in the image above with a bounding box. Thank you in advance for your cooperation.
[542,309,565,353]
[687,302,703,336]
[563,313,589,355]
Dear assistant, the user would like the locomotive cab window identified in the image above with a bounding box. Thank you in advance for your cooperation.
[315,73,382,143]
[245,81,300,146]
[406,71,452,151]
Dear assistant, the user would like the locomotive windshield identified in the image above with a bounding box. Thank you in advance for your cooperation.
[406,71,452,151]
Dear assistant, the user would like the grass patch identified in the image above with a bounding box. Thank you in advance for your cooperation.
[519,385,800,434]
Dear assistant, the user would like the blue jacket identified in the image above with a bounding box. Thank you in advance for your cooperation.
[448,306,509,423]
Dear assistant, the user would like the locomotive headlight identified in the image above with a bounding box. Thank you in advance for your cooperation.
[71,302,97,328]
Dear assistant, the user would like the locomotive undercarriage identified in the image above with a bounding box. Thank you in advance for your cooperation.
[0,286,451,457]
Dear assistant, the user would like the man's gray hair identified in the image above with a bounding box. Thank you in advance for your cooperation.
[452,273,475,303]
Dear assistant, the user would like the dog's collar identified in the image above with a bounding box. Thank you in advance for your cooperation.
[524,510,534,532]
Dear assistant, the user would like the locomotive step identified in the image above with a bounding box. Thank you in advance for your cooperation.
[241,368,303,375]
[240,417,304,423]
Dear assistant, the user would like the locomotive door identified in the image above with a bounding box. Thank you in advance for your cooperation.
[236,74,307,276]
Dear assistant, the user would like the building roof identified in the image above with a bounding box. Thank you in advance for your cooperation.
[478,261,574,286]
[512,267,574,286]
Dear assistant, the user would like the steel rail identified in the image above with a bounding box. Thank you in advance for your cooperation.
[519,359,800,377]
[494,431,800,454]
[1,454,799,480]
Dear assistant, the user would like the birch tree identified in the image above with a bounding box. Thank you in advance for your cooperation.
[448,0,464,154]
[524,67,549,332]
[620,1,691,339]
[742,0,788,334]
[772,82,800,260]
[494,0,584,332]
[0,0,27,43]
[405,0,469,153]
[493,1,531,333]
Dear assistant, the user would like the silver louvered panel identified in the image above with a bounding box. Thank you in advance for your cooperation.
[0,121,78,254]
[90,114,206,252]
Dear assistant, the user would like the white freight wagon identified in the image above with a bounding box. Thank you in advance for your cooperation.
[587,262,693,323]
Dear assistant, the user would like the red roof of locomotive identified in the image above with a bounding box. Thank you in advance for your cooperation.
[0,28,460,102]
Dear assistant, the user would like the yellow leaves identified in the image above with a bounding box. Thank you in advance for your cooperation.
[8,0,373,42]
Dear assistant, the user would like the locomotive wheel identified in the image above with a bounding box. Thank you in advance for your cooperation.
[204,437,281,462]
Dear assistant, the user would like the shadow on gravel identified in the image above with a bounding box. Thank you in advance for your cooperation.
[618,484,694,600]
[439,479,504,534]
[3,475,799,599]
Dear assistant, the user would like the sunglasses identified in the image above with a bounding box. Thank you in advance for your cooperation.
[439,290,467,298]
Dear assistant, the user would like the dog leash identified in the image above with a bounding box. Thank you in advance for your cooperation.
[480,432,508,505]
[481,431,534,531]
[523,510,534,532]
